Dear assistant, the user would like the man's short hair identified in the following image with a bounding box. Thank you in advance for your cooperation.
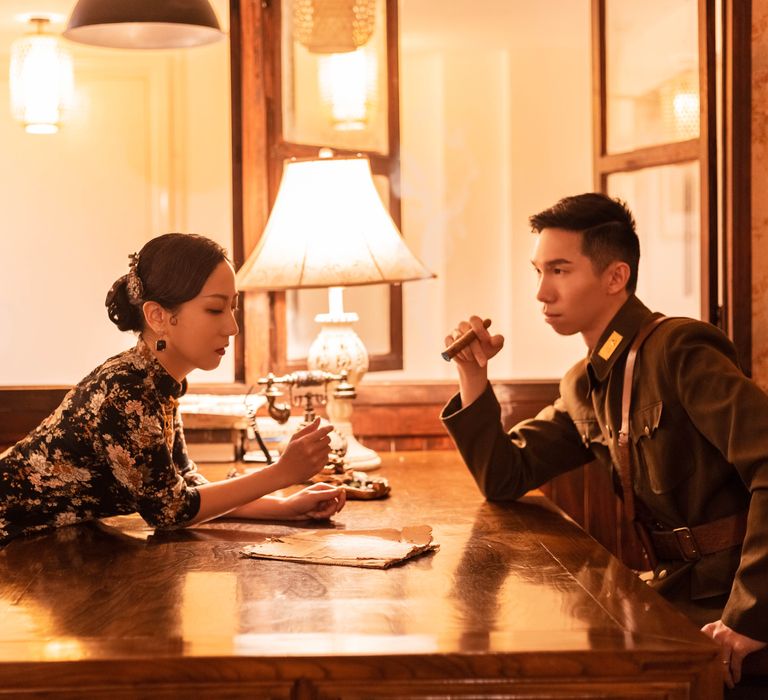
[529,192,640,294]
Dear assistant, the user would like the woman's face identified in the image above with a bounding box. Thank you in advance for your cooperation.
[161,260,239,378]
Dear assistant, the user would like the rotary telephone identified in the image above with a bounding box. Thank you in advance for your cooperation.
[245,370,355,464]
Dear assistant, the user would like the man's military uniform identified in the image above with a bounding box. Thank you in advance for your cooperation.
[442,295,766,640]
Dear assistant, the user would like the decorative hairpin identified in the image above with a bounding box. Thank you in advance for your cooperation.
[126,252,144,304]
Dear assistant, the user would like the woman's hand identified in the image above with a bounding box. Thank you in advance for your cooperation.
[278,482,346,520]
[268,418,334,487]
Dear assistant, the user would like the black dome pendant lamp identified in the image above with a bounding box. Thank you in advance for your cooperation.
[63,0,224,49]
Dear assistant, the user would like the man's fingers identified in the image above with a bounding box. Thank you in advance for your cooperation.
[469,315,491,343]
[470,339,487,368]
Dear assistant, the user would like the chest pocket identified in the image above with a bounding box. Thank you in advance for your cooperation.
[630,400,662,442]
[630,400,691,493]
[572,418,604,450]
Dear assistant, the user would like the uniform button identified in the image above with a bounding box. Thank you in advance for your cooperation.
[644,425,651,436]
[658,569,668,580]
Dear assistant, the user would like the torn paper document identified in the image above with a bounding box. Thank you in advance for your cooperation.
[240,525,439,569]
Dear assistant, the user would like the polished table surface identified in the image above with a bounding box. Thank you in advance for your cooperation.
[0,451,721,699]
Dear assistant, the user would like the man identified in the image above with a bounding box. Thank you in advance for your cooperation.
[441,193,766,690]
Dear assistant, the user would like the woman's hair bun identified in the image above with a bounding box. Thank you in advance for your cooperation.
[105,274,144,332]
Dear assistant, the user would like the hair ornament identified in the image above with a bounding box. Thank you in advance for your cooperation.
[126,252,144,305]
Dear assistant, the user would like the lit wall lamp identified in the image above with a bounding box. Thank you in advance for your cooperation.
[293,0,379,132]
[63,0,224,49]
[9,16,74,135]
[661,69,700,141]
[293,0,376,53]
[318,48,377,131]
[236,154,434,469]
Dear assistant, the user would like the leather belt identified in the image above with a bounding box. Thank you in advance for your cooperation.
[649,511,747,562]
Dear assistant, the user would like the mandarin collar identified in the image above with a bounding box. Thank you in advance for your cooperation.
[586,295,654,384]
[134,338,187,399]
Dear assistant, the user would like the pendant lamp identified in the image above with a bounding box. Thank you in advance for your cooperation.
[63,0,224,49]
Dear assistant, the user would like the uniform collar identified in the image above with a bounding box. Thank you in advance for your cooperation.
[134,338,187,399]
[587,295,654,384]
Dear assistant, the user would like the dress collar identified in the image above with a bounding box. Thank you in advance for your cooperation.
[586,295,654,384]
[134,338,187,399]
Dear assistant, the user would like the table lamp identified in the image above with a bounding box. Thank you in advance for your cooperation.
[236,154,434,468]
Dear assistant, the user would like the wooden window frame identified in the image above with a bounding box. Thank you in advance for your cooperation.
[591,0,751,373]
[230,0,403,384]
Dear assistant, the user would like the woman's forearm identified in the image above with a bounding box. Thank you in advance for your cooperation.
[228,495,286,520]
[188,467,285,525]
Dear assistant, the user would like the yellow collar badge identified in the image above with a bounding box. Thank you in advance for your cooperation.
[597,331,623,361]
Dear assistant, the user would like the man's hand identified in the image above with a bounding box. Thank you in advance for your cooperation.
[446,315,505,368]
[701,619,767,687]
[446,315,505,407]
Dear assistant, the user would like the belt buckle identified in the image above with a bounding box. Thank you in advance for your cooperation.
[673,526,701,562]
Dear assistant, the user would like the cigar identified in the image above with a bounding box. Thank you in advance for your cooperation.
[441,318,492,361]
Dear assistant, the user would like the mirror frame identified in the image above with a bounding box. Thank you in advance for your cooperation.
[229,0,403,384]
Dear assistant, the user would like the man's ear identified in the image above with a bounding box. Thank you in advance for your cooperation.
[605,261,631,295]
[142,301,168,334]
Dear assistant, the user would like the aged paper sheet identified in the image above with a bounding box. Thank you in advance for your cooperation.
[240,525,438,568]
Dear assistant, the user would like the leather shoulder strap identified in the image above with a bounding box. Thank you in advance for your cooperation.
[616,314,669,522]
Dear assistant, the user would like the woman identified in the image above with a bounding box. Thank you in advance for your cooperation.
[0,233,345,545]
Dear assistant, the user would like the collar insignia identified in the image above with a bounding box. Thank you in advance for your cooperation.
[597,330,623,361]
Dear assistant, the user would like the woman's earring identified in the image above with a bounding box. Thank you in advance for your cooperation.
[155,339,166,352]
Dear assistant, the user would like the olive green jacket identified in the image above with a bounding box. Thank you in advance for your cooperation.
[442,295,766,640]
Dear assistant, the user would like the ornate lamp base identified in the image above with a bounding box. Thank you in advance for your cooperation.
[307,289,381,470]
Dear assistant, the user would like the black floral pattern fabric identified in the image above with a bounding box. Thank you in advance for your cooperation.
[0,339,206,545]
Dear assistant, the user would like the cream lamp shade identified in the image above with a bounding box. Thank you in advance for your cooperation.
[236,156,433,291]
[63,0,224,49]
[236,154,434,470]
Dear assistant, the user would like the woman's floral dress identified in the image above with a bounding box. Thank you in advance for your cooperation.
[0,339,207,545]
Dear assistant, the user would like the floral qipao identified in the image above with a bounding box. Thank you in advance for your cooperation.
[0,340,207,545]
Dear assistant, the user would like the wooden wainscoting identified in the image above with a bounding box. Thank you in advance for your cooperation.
[353,380,559,451]
[0,381,560,453]
[0,387,69,450]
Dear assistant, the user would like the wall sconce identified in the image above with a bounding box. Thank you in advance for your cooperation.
[9,17,74,135]
[660,69,700,141]
[292,0,380,133]
[63,0,224,49]
[236,154,434,468]
[318,47,377,131]
[293,0,376,53]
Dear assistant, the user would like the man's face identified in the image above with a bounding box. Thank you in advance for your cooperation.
[531,227,622,340]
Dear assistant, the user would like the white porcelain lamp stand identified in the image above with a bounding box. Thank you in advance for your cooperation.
[307,287,381,470]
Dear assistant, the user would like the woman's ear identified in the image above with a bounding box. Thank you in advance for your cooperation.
[605,261,631,295]
[142,301,168,334]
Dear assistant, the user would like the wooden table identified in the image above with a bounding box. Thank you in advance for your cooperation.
[0,451,721,699]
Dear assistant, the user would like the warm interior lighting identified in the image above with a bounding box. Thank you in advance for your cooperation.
[63,0,224,49]
[9,17,74,135]
[293,0,376,54]
[672,91,699,138]
[318,48,377,131]
[661,69,699,140]
[236,155,434,468]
